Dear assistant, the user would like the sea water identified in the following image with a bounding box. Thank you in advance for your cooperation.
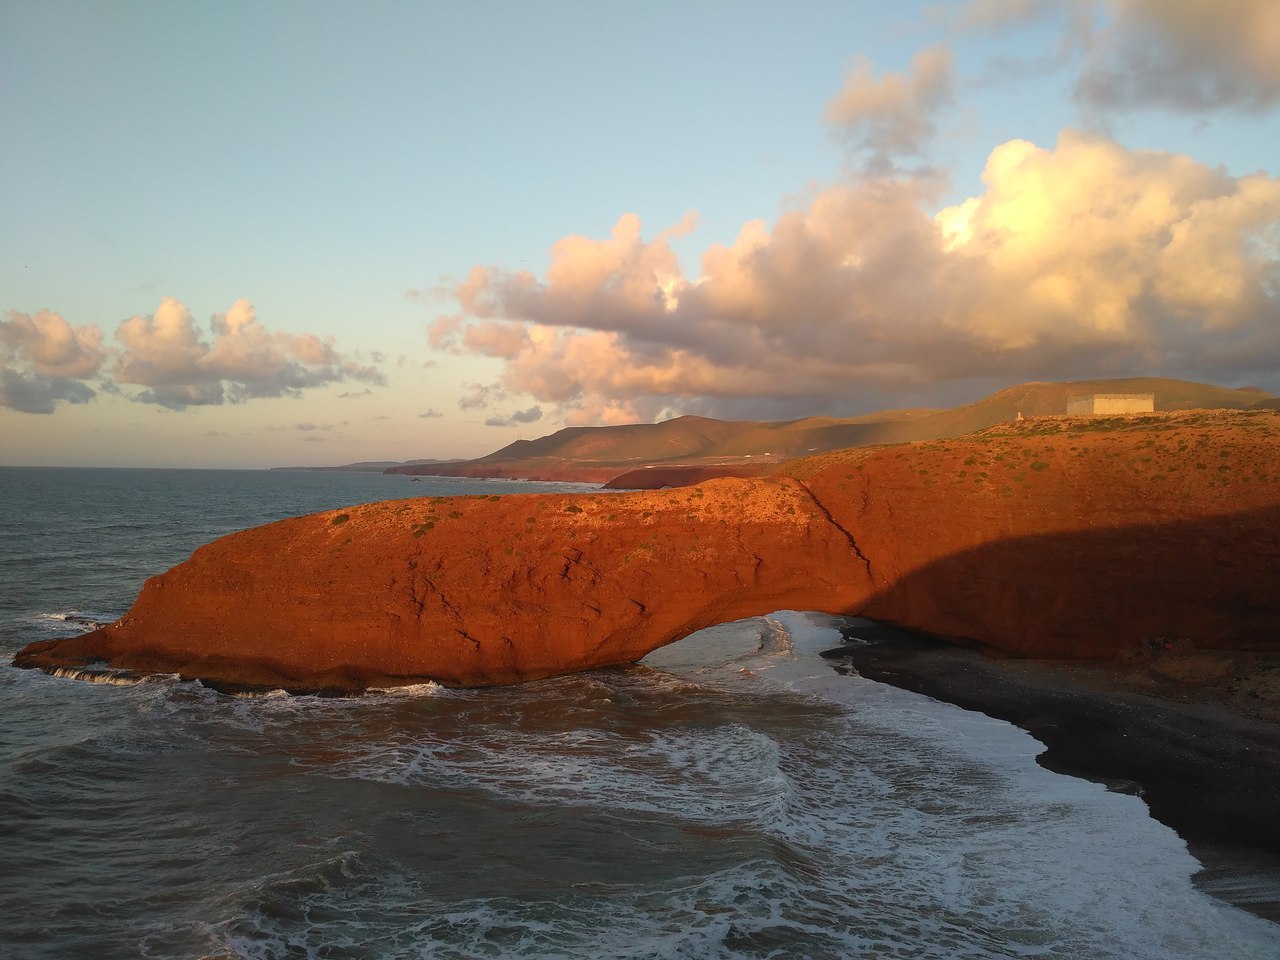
[1,466,1277,959]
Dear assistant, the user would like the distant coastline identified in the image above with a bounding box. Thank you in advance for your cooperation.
[270,459,459,473]
[374,376,1277,488]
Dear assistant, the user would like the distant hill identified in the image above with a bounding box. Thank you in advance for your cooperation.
[386,378,1273,481]
[273,459,456,473]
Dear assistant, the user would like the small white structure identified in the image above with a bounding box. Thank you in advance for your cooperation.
[1066,393,1155,415]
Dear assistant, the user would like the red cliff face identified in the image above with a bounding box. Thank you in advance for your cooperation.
[16,411,1280,690]
[795,411,1280,658]
[16,479,872,690]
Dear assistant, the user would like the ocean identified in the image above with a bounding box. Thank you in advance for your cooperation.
[2,466,1277,959]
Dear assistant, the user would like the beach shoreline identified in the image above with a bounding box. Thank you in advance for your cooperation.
[823,619,1280,923]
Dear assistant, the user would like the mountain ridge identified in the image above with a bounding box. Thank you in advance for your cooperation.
[386,377,1272,482]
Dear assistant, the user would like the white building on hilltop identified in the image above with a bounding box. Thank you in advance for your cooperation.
[1066,393,1155,415]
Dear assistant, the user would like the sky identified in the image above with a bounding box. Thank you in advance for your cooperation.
[3,0,1278,468]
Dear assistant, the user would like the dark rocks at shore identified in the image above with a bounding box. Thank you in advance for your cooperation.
[824,623,1280,919]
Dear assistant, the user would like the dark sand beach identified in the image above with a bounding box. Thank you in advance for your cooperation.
[824,620,1280,923]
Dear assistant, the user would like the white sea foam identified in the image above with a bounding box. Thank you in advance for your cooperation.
[12,606,1280,958]
[26,609,116,637]
[235,611,1279,958]
[46,664,146,687]
[366,681,446,697]
[744,611,1280,958]
[333,719,792,830]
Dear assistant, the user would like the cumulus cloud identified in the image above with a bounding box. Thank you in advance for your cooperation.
[418,408,444,418]
[1,298,387,414]
[950,0,1060,29]
[458,381,503,411]
[0,309,107,412]
[113,298,386,410]
[1077,0,1280,111]
[427,314,463,350]
[825,44,954,171]
[1,309,106,378]
[945,1,1280,112]
[436,131,1280,422]
[455,213,693,338]
[485,405,543,427]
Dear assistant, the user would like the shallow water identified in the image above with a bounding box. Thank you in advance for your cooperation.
[2,467,1277,958]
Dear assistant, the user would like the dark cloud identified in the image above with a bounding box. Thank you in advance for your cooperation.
[1075,0,1280,112]
[484,405,543,427]
[0,369,96,414]
[134,383,225,409]
[458,382,503,411]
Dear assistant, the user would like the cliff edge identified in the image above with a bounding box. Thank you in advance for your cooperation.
[15,410,1280,691]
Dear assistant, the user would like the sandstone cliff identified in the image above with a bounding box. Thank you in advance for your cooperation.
[795,410,1280,658]
[16,410,1280,691]
[15,479,870,690]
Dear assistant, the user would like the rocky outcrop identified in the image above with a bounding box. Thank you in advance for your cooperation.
[16,411,1280,691]
[795,410,1280,658]
[603,464,773,489]
[15,479,871,691]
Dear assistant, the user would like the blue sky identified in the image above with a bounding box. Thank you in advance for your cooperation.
[3,0,1279,467]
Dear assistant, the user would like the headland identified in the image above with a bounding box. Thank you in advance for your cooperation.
[17,408,1280,687]
[14,407,1280,869]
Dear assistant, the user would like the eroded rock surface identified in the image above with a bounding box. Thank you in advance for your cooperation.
[795,410,1280,658]
[16,411,1280,690]
[16,478,871,690]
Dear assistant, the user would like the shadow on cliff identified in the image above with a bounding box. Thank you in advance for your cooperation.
[840,501,1280,660]
[813,501,1280,865]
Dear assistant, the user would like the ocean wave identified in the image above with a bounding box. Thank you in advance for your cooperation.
[8,610,1280,959]
[366,681,447,697]
[44,664,148,687]
[332,716,793,831]
[26,610,117,635]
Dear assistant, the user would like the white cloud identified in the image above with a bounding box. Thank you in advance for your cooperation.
[0,309,106,379]
[439,132,1280,422]
[427,313,463,350]
[950,0,1060,29]
[824,44,955,171]
[0,309,107,412]
[1,298,389,414]
[113,297,386,409]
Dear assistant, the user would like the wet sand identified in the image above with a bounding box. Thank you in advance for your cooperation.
[823,620,1280,923]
